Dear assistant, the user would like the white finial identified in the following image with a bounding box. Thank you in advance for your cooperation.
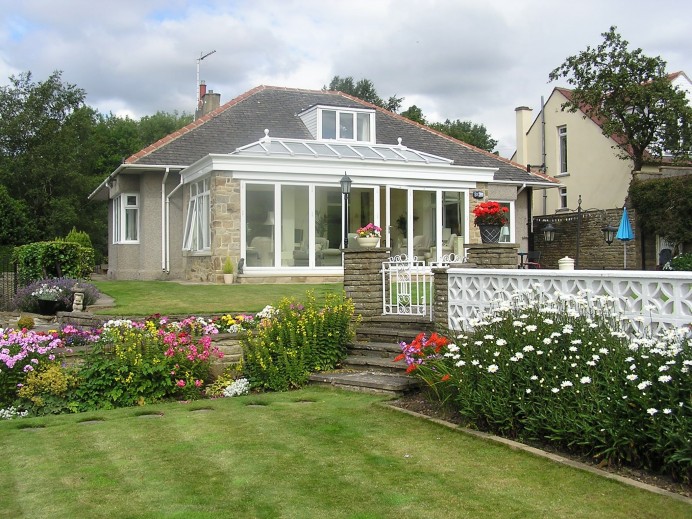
[261,129,271,142]
[397,137,406,149]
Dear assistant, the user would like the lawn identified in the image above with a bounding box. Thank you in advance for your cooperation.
[0,388,688,519]
[91,280,343,316]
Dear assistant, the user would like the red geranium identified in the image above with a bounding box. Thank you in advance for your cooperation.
[472,201,508,226]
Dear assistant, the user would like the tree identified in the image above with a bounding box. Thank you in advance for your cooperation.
[326,76,403,112]
[549,26,692,171]
[400,105,427,125]
[429,119,498,153]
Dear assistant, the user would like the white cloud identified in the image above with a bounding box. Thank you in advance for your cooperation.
[1,0,691,157]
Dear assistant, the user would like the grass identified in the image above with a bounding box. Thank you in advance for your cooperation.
[0,388,688,519]
[91,280,343,316]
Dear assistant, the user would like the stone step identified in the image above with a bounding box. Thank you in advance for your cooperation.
[342,354,405,373]
[355,326,425,344]
[309,371,419,396]
[348,340,402,357]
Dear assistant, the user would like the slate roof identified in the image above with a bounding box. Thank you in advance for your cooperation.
[126,85,556,186]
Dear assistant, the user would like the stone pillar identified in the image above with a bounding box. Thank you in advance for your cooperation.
[431,266,449,330]
[465,243,519,269]
[343,248,391,320]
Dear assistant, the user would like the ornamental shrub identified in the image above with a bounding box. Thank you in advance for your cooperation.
[0,328,69,407]
[665,253,692,271]
[242,292,356,391]
[399,289,692,483]
[13,278,101,313]
[13,241,94,286]
[74,318,223,410]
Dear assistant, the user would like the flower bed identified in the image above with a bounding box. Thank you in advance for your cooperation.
[1,292,356,415]
[396,289,691,483]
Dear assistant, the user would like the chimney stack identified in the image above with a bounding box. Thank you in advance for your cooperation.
[514,106,532,166]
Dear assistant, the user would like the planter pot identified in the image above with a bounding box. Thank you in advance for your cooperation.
[37,298,58,315]
[478,225,501,244]
[357,236,380,248]
[223,273,235,284]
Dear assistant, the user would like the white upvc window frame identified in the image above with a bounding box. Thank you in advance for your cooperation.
[558,186,568,210]
[113,193,139,244]
[183,178,211,252]
[318,108,375,143]
[557,125,568,175]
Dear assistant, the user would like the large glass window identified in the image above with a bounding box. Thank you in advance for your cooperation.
[246,184,275,267]
[183,179,210,251]
[499,202,514,243]
[113,193,139,244]
[281,186,309,267]
[314,186,342,266]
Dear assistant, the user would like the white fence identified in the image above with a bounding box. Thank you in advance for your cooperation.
[447,268,692,332]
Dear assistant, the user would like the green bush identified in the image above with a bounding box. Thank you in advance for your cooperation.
[665,253,692,271]
[398,290,692,483]
[242,292,356,391]
[64,227,94,250]
[13,241,94,285]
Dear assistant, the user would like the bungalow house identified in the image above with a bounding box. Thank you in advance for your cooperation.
[89,85,557,282]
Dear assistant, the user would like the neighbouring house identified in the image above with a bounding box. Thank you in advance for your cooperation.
[513,71,692,268]
[89,85,558,282]
[513,71,692,216]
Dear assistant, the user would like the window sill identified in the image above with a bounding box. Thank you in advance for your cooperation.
[113,241,139,245]
[183,250,211,257]
[555,173,570,178]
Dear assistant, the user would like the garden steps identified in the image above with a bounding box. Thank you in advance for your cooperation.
[309,316,431,396]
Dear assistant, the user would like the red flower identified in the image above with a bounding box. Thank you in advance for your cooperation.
[472,201,509,226]
[440,374,450,382]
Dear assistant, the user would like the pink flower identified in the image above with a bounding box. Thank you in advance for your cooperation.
[176,379,186,387]
[194,379,203,387]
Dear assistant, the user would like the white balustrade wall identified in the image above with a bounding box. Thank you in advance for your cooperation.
[447,269,692,332]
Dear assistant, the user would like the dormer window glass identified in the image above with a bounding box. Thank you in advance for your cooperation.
[318,108,374,142]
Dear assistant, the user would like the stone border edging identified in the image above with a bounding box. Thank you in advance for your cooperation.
[381,402,692,505]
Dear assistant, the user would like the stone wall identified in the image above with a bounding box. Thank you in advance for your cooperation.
[343,248,390,321]
[465,243,519,269]
[533,208,641,270]
[184,174,242,283]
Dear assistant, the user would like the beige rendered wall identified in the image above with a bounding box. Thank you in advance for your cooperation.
[107,171,183,280]
[522,92,633,216]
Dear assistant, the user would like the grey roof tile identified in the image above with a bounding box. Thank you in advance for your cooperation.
[127,85,555,185]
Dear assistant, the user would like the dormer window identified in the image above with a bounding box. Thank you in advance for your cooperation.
[300,105,375,143]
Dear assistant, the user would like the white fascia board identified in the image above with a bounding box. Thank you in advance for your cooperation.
[88,164,187,200]
[182,153,497,186]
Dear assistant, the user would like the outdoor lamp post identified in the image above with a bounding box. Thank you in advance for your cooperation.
[340,173,352,248]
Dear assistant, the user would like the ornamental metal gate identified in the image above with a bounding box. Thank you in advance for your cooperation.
[381,255,433,318]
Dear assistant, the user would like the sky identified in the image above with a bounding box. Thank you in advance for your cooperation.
[1,0,691,158]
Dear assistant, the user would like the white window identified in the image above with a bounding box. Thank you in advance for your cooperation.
[558,126,568,174]
[559,187,568,209]
[320,109,374,142]
[498,201,515,243]
[183,179,211,251]
[113,194,139,243]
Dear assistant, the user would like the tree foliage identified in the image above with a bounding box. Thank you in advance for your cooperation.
[629,175,692,249]
[326,75,498,152]
[326,76,403,112]
[429,119,498,153]
[549,26,692,171]
[0,70,192,258]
